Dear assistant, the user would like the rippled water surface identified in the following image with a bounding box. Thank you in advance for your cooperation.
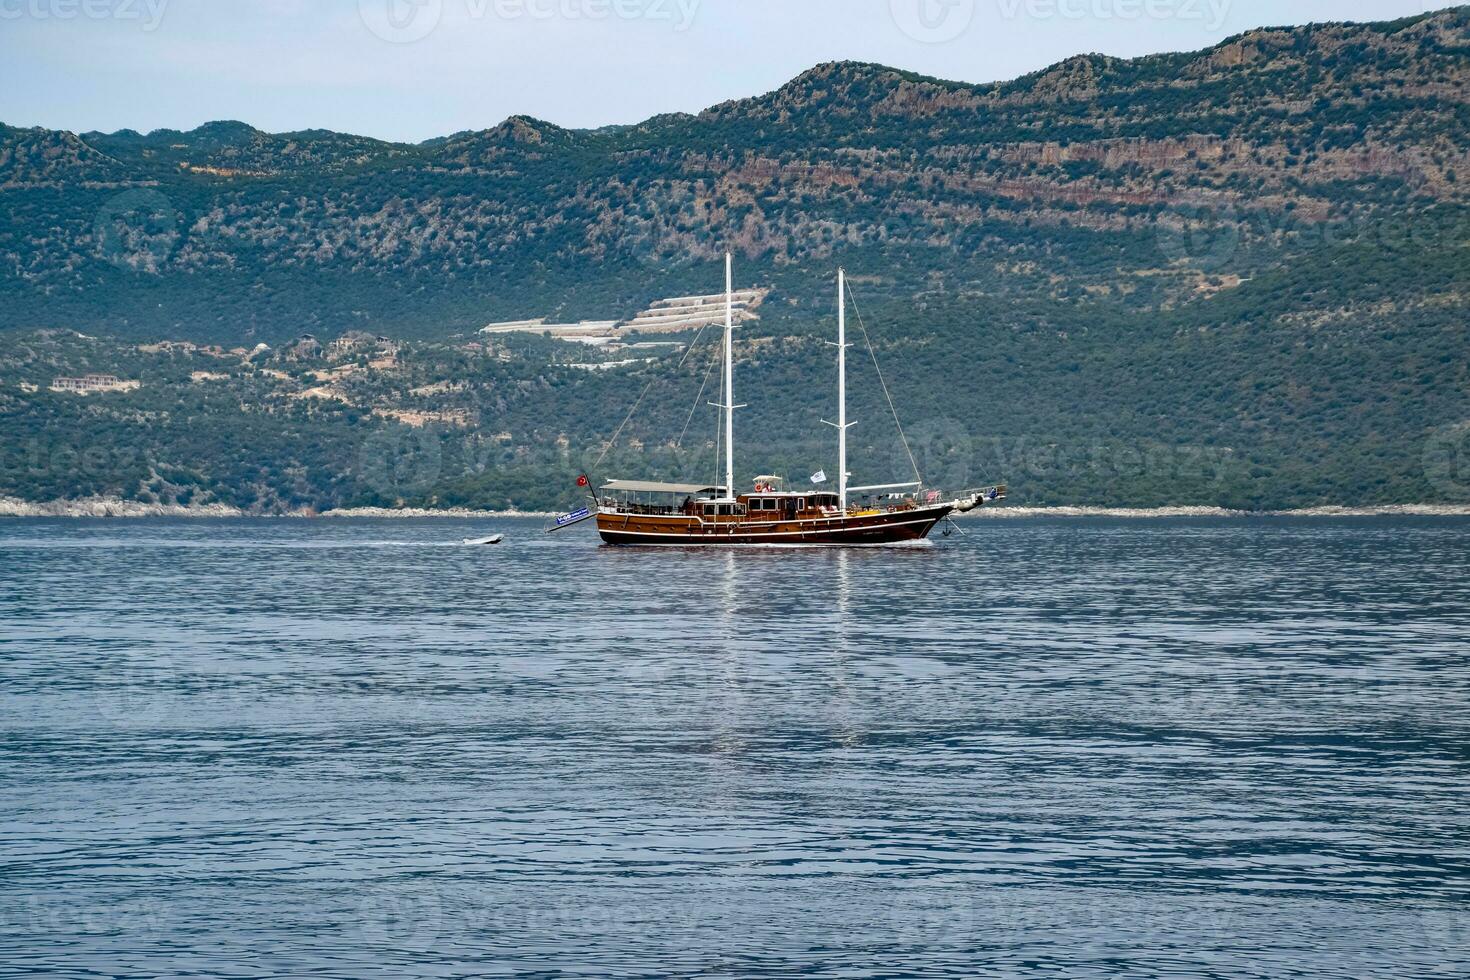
[2,516,1468,978]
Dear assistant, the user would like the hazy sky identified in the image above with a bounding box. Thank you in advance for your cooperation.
[0,0,1444,142]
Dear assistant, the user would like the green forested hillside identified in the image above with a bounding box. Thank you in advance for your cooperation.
[0,8,1466,512]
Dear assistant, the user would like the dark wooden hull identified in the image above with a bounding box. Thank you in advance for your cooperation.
[596,504,952,546]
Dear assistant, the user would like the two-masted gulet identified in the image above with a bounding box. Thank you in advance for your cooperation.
[553,254,1005,545]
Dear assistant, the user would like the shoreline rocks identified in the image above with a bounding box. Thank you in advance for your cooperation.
[964,504,1470,518]
[0,496,556,519]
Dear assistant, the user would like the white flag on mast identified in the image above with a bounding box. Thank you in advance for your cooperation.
[810,470,827,484]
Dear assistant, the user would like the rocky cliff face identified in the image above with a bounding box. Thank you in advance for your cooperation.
[0,7,1465,340]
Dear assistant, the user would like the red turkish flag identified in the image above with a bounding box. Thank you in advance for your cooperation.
[576,474,589,487]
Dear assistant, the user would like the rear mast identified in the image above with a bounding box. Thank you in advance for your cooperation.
[823,268,855,512]
[724,252,735,501]
[838,268,849,512]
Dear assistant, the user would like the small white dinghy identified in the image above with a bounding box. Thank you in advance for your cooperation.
[463,534,504,546]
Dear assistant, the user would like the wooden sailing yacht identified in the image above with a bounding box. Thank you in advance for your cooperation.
[559,254,1004,545]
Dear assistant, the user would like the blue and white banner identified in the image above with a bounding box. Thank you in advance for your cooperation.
[556,507,592,527]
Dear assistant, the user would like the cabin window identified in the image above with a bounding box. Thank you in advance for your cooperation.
[703,504,717,516]
[797,497,807,510]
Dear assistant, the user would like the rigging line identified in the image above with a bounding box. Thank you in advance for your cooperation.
[674,320,712,370]
[591,323,714,472]
[844,282,923,486]
[711,376,722,493]
[675,344,721,450]
[593,375,658,472]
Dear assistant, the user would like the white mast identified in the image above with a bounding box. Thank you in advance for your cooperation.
[837,267,848,512]
[708,252,743,498]
[723,252,735,499]
[822,268,855,511]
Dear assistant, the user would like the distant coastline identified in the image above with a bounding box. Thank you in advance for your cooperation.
[965,504,1470,518]
[3,496,1468,520]
[0,497,555,519]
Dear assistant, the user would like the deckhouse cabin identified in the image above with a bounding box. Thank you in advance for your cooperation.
[743,490,843,517]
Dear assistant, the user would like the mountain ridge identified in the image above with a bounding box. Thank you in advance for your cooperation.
[0,6,1465,513]
[12,4,1462,159]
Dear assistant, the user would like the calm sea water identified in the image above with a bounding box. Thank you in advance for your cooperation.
[1,516,1467,978]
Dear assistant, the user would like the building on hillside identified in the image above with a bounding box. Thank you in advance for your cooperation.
[138,340,199,354]
[475,289,769,345]
[480,319,620,342]
[620,288,768,334]
[327,332,374,358]
[50,374,141,394]
[284,335,323,361]
[330,332,401,359]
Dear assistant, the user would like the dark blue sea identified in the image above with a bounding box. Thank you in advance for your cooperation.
[2,517,1467,978]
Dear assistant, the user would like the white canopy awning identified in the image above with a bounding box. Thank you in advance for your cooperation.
[600,479,726,495]
[848,482,921,492]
